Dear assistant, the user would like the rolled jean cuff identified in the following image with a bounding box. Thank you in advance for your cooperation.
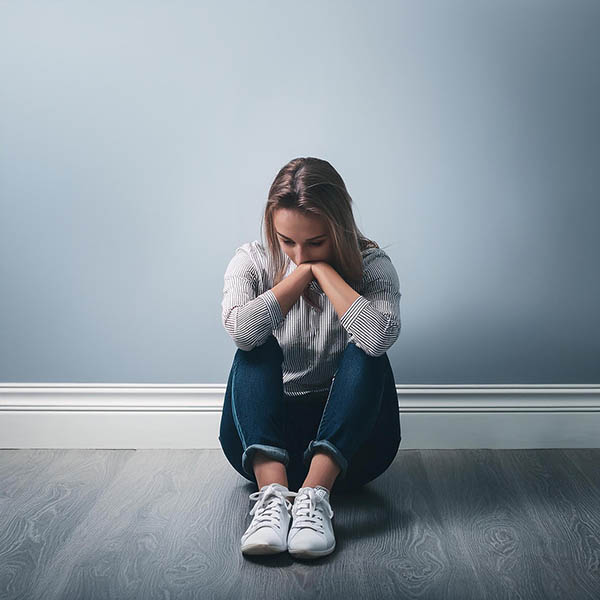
[303,439,349,481]
[242,444,290,478]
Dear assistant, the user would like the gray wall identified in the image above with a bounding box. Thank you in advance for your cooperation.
[1,0,598,385]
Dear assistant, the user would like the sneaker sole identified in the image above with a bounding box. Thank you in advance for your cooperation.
[288,541,336,559]
[241,542,288,555]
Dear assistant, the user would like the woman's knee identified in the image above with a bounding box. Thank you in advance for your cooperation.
[235,334,283,363]
[343,343,389,374]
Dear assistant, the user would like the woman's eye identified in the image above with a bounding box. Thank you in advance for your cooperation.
[283,241,323,247]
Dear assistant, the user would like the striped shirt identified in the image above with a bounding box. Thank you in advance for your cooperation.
[221,240,401,399]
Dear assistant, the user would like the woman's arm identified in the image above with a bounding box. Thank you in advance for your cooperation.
[271,263,315,318]
[311,262,361,320]
[313,255,402,357]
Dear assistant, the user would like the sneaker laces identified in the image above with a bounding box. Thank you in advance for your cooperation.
[291,487,334,534]
[245,484,298,537]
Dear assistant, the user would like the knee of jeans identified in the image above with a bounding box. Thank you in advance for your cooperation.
[266,334,283,357]
[347,341,388,362]
[260,334,281,350]
[238,335,282,359]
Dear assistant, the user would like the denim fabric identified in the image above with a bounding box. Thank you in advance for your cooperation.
[218,334,401,495]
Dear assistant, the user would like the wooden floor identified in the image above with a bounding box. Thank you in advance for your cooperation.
[0,448,599,600]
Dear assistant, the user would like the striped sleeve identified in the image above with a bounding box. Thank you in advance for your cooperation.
[221,246,284,351]
[339,252,401,357]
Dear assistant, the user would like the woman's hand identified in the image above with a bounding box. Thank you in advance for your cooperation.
[301,260,329,276]
[295,262,314,281]
[305,261,331,281]
[299,262,321,310]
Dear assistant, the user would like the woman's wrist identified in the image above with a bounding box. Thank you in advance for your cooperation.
[300,262,315,278]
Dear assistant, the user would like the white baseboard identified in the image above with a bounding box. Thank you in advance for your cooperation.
[0,384,599,449]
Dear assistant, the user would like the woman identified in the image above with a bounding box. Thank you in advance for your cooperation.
[219,156,402,559]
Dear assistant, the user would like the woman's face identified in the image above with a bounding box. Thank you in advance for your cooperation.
[273,208,333,267]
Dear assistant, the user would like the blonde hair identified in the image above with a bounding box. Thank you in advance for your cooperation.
[260,157,378,308]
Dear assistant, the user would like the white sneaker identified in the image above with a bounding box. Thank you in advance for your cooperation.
[241,483,298,555]
[287,485,336,558]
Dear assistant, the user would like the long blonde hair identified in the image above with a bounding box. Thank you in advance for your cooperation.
[260,157,379,309]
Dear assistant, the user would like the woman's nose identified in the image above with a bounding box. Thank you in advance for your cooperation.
[297,252,312,264]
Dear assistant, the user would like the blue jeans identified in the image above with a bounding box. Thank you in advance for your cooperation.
[218,334,401,495]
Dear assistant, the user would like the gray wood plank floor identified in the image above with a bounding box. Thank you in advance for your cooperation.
[0,448,599,600]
